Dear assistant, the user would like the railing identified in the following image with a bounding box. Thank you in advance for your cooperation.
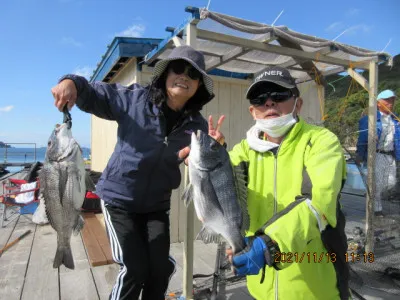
[1,143,37,167]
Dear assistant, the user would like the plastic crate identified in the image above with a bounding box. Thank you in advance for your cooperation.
[20,202,38,215]
[82,191,101,213]
[344,163,366,191]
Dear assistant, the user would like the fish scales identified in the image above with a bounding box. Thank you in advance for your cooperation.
[40,122,86,270]
[183,130,249,254]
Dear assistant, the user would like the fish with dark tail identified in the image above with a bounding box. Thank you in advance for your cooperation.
[40,115,86,269]
[182,130,249,254]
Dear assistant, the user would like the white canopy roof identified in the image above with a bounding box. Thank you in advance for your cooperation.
[144,7,392,86]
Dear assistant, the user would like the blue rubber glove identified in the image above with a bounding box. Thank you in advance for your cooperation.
[232,236,268,276]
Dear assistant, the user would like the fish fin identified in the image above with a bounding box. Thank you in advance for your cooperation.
[53,245,74,270]
[232,163,250,235]
[182,184,193,207]
[58,169,69,205]
[40,165,59,231]
[64,165,86,210]
[197,226,221,244]
[73,214,85,235]
[85,171,96,192]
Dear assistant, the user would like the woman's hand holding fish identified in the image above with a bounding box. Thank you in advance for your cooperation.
[51,79,78,112]
[178,146,191,166]
[178,115,226,166]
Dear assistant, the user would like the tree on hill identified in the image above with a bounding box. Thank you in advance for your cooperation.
[323,54,400,150]
[0,142,11,148]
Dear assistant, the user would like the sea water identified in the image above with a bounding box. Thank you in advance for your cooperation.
[0,147,91,173]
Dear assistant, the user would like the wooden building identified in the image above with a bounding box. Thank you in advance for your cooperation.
[88,7,390,248]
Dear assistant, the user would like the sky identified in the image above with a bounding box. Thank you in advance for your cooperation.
[0,0,398,148]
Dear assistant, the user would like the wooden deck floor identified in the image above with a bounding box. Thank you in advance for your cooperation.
[0,207,251,300]
[1,185,399,300]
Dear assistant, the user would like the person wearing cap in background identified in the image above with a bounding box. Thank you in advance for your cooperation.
[224,66,349,299]
[51,45,225,300]
[356,89,399,216]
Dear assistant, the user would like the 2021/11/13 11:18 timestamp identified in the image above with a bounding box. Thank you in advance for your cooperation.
[273,252,375,263]
[274,252,338,263]
[345,252,375,263]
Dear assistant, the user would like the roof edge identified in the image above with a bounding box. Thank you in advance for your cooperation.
[90,37,162,82]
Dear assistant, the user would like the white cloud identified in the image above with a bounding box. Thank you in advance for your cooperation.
[346,8,360,17]
[73,66,93,79]
[326,22,344,32]
[115,24,146,37]
[0,105,13,112]
[60,37,83,47]
[331,23,372,41]
[346,24,372,35]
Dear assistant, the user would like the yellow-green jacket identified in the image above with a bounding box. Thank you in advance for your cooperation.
[229,118,347,300]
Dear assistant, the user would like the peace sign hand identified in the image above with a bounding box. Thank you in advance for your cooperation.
[178,115,226,166]
[208,115,226,145]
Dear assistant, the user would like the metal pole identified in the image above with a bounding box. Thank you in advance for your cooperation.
[365,60,378,253]
[183,22,197,300]
[183,167,194,299]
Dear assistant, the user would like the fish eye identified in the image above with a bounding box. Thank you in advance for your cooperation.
[210,141,219,150]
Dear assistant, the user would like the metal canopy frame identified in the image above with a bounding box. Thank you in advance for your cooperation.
[139,7,390,299]
[144,7,390,82]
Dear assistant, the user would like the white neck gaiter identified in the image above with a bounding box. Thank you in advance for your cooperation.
[246,126,280,153]
[254,98,298,138]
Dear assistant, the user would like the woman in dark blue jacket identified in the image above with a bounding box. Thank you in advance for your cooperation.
[51,45,223,300]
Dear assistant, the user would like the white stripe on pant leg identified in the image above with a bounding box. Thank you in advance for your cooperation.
[101,200,127,300]
[165,255,177,297]
[101,200,122,263]
[102,202,119,262]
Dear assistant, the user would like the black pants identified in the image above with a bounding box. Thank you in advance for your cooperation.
[101,201,176,300]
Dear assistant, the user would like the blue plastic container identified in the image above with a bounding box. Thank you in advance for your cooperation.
[20,202,38,215]
[344,163,366,191]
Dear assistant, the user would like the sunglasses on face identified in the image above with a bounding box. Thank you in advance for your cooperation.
[250,90,294,106]
[168,61,202,81]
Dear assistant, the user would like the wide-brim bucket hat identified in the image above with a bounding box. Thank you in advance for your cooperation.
[153,45,214,97]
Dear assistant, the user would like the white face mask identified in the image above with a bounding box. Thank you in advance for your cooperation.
[254,98,298,138]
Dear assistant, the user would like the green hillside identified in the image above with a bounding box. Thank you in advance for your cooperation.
[323,54,400,147]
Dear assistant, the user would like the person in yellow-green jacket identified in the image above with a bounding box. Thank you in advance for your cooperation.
[226,66,349,300]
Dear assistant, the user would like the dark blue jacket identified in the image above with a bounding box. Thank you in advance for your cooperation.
[61,74,208,213]
[356,111,400,162]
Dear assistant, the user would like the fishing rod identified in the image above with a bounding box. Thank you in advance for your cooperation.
[0,230,32,258]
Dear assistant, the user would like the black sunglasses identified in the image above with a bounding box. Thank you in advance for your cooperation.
[168,61,202,80]
[250,90,294,106]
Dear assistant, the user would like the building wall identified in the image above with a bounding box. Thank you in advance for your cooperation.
[90,62,324,242]
[297,81,324,125]
[90,58,137,172]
